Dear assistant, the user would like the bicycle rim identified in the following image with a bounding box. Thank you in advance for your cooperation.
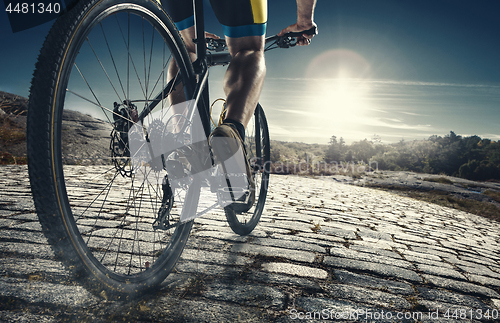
[225,104,270,235]
[27,0,198,296]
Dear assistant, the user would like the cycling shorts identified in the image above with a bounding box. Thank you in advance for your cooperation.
[162,0,267,38]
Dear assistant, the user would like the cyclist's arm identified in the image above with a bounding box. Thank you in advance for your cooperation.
[278,0,317,46]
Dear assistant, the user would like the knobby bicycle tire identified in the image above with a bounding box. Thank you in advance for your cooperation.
[225,104,270,236]
[27,0,199,297]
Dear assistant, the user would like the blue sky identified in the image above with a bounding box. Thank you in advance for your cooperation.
[1,0,499,144]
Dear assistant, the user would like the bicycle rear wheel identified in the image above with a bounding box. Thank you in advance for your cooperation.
[225,104,270,235]
[27,0,198,297]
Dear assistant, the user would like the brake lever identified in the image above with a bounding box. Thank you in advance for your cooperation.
[276,37,295,48]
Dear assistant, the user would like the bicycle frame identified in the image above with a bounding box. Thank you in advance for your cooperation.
[193,0,208,70]
[187,0,215,140]
[136,0,314,171]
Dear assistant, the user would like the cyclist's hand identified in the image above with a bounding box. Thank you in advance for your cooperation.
[278,22,317,46]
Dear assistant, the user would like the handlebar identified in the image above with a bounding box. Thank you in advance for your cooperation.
[264,26,317,48]
[204,26,316,67]
[278,26,318,38]
[205,26,317,52]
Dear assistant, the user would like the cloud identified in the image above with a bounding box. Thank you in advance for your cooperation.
[266,77,500,89]
[478,133,500,141]
[365,117,432,131]
[400,111,428,116]
[267,123,292,136]
[365,79,500,89]
[274,108,315,116]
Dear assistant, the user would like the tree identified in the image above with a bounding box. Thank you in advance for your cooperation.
[325,136,341,163]
[270,148,281,162]
[350,139,376,163]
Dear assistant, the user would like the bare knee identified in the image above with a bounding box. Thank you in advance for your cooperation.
[231,49,265,66]
[226,35,265,57]
[223,49,266,94]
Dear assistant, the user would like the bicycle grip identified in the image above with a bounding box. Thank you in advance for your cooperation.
[284,26,317,38]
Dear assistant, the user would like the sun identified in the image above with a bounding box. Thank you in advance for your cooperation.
[312,79,369,119]
[306,49,372,133]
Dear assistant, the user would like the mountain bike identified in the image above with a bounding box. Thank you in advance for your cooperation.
[27,0,316,297]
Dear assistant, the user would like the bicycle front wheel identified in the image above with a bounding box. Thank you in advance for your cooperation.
[27,0,198,297]
[225,104,270,235]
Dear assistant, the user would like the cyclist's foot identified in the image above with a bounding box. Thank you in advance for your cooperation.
[209,123,255,213]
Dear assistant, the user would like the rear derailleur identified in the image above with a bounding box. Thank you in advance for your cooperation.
[153,175,175,230]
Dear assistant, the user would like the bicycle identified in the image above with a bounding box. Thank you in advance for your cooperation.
[27,0,316,297]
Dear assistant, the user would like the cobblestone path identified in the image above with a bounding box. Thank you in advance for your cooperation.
[1,165,499,322]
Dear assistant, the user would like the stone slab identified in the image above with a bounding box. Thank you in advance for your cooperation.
[261,262,328,279]
[324,256,422,283]
[423,274,500,298]
[230,243,316,263]
[333,269,415,296]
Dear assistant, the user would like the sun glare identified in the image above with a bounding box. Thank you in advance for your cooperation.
[312,79,370,122]
[306,49,373,136]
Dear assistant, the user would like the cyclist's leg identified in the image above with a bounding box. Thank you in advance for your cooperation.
[209,0,267,129]
[167,26,196,108]
[209,39,265,213]
[163,0,196,109]
[224,36,266,128]
[208,0,267,213]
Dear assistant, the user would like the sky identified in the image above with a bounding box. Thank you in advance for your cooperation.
[1,0,499,144]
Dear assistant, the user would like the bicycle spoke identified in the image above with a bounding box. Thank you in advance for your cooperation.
[162,43,166,111]
[129,171,145,275]
[99,22,127,101]
[110,178,138,271]
[85,36,123,104]
[83,170,120,245]
[66,89,131,123]
[115,13,148,100]
[147,54,174,104]
[147,23,155,100]
[87,165,123,181]
[142,17,156,101]
[105,168,146,271]
[74,170,121,223]
[126,14,129,99]
[145,172,160,262]
[142,18,147,99]
[73,63,105,111]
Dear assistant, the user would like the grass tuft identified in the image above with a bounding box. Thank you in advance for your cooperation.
[0,152,27,165]
[0,117,25,144]
[483,190,500,203]
[310,222,321,233]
